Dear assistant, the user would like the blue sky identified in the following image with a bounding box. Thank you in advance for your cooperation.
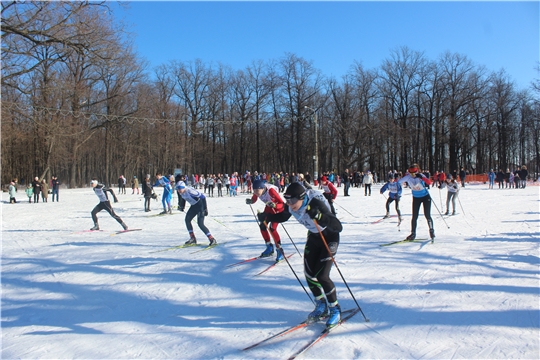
[112,1,539,89]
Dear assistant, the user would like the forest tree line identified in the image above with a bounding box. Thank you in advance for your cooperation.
[2,1,539,188]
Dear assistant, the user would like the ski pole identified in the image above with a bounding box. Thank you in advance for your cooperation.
[279,222,303,257]
[334,201,355,217]
[249,204,260,226]
[420,180,450,229]
[457,194,466,215]
[310,214,369,322]
[262,220,314,305]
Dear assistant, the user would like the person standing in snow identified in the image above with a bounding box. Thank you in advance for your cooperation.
[176,181,217,247]
[488,169,496,189]
[31,176,41,203]
[25,184,33,203]
[51,176,60,202]
[89,179,128,231]
[142,174,154,212]
[245,179,286,262]
[380,175,403,221]
[9,180,17,203]
[398,164,435,240]
[320,175,338,215]
[363,171,374,196]
[154,173,173,214]
[131,176,140,195]
[444,175,460,215]
[261,182,343,328]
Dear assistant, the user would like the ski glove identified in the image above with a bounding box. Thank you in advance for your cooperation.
[245,198,253,205]
[306,205,322,221]
[266,201,276,208]
[416,173,424,179]
[204,209,208,216]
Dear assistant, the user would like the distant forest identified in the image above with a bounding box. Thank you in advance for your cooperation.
[2,1,539,187]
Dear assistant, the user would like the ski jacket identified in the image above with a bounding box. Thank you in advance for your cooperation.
[446,181,460,194]
[488,171,496,181]
[93,183,118,203]
[398,173,431,198]
[380,181,402,200]
[265,189,341,234]
[154,177,172,193]
[321,181,338,200]
[177,185,206,206]
[250,184,285,213]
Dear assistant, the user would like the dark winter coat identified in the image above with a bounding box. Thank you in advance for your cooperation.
[142,180,153,197]
[519,169,528,181]
[32,179,41,194]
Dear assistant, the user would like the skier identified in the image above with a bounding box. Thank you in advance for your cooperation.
[444,175,460,215]
[89,179,128,231]
[154,173,173,214]
[380,175,403,221]
[176,181,217,247]
[398,164,435,240]
[320,176,338,215]
[245,179,286,261]
[261,182,344,328]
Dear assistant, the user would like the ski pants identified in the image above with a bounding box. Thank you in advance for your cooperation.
[446,192,457,213]
[304,230,339,304]
[259,218,281,245]
[91,201,123,226]
[162,190,172,210]
[185,199,210,237]
[410,194,433,234]
[385,197,401,216]
[323,193,336,215]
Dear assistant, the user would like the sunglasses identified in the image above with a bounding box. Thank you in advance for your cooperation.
[285,194,305,205]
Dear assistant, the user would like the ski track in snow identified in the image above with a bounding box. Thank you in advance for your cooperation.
[1,183,539,359]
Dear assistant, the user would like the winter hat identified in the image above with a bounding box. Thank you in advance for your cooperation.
[90,180,98,186]
[321,176,328,183]
[408,164,419,174]
[176,181,186,190]
[252,180,264,190]
[146,174,150,179]
[284,182,306,204]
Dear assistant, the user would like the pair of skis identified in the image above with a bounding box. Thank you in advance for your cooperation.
[242,308,360,359]
[226,253,294,276]
[73,228,142,235]
[379,238,432,247]
[150,242,218,254]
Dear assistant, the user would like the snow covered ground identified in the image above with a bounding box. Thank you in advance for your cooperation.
[2,182,539,359]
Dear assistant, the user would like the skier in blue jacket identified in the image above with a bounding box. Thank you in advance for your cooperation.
[380,175,403,221]
[154,173,173,214]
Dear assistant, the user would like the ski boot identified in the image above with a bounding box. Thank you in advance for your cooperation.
[275,248,284,262]
[326,303,341,328]
[444,210,449,215]
[168,207,173,214]
[184,235,197,246]
[90,224,100,231]
[429,228,436,240]
[406,233,416,241]
[159,210,168,215]
[452,211,456,215]
[120,222,128,231]
[208,236,218,247]
[383,212,390,219]
[260,243,274,257]
[307,298,328,323]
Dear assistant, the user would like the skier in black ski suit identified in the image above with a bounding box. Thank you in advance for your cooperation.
[261,182,343,328]
[90,179,128,231]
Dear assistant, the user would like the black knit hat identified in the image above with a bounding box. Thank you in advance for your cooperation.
[284,182,306,201]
